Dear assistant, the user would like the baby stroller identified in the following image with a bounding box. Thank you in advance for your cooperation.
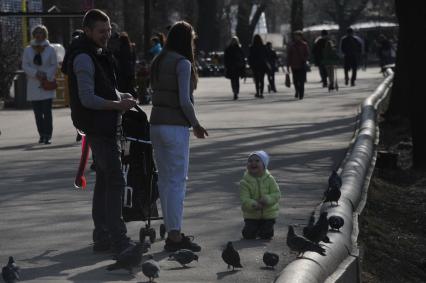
[121,105,165,243]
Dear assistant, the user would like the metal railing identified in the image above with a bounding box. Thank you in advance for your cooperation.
[274,69,394,283]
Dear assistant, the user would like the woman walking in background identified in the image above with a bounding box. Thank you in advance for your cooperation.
[150,21,208,252]
[22,25,58,144]
[224,36,246,100]
[286,30,309,100]
[248,34,269,98]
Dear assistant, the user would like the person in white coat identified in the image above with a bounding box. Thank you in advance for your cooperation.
[22,25,58,144]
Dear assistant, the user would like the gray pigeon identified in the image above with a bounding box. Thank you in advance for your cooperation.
[2,256,20,283]
[302,211,315,236]
[328,170,342,190]
[222,242,243,270]
[142,255,160,283]
[287,225,326,256]
[106,242,147,274]
[303,212,330,243]
[169,249,198,267]
[324,186,341,206]
[328,215,345,231]
[263,252,279,269]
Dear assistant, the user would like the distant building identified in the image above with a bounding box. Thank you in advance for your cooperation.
[0,0,42,46]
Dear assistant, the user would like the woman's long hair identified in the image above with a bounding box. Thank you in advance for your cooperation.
[251,34,264,48]
[151,21,198,89]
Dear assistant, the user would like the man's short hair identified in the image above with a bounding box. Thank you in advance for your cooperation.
[347,28,354,34]
[82,9,110,29]
[321,29,328,36]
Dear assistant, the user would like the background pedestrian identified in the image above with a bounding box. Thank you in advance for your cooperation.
[22,24,58,144]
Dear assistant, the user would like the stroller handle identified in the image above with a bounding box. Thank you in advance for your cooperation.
[134,105,144,113]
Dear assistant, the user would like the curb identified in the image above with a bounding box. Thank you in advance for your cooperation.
[274,70,394,283]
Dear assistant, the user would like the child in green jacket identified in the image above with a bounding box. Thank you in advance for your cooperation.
[240,151,281,240]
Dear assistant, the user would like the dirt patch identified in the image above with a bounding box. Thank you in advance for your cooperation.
[359,117,426,283]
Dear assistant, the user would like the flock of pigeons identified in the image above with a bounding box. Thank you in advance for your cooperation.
[1,171,344,282]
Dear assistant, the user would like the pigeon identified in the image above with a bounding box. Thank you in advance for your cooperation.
[302,211,316,236]
[324,186,341,206]
[2,256,20,283]
[328,215,345,231]
[287,225,326,256]
[263,252,279,269]
[328,170,342,190]
[142,255,160,283]
[169,249,198,267]
[106,242,146,274]
[221,242,243,270]
[303,212,330,243]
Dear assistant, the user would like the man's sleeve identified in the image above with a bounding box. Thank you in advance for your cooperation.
[73,53,107,110]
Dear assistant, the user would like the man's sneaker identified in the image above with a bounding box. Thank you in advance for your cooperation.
[93,238,111,252]
[164,234,201,252]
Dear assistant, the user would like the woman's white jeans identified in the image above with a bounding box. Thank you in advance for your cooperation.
[150,125,189,232]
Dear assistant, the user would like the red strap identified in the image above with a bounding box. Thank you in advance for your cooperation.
[74,135,90,189]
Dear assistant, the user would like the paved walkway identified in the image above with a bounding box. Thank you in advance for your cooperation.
[0,68,384,282]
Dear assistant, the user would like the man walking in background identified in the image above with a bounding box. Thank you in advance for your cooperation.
[340,28,362,86]
[312,30,329,88]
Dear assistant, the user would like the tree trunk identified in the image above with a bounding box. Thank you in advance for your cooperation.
[236,0,252,51]
[290,0,303,33]
[392,0,426,169]
[197,0,220,52]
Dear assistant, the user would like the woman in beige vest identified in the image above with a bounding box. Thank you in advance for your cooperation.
[150,21,208,252]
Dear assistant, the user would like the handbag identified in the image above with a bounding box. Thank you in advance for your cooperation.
[285,73,291,88]
[41,79,58,91]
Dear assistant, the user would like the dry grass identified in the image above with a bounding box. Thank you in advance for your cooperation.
[359,118,426,283]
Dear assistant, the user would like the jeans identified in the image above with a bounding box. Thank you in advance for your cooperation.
[242,219,276,239]
[150,125,190,232]
[86,134,129,247]
[267,71,276,92]
[344,56,358,84]
[253,70,266,95]
[318,64,328,85]
[32,99,53,139]
[230,76,240,95]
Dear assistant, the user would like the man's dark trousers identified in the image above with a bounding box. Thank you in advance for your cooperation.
[87,134,128,248]
[318,64,328,86]
[344,55,358,85]
[292,68,306,99]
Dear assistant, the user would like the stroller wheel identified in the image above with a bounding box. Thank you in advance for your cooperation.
[148,228,156,243]
[159,224,166,239]
[139,227,147,243]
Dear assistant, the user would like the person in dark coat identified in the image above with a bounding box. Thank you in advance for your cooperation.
[248,34,269,98]
[340,28,362,86]
[312,30,329,88]
[287,30,309,100]
[265,42,278,93]
[224,36,246,100]
[116,32,136,97]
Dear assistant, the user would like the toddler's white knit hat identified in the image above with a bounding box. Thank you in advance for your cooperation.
[249,150,269,169]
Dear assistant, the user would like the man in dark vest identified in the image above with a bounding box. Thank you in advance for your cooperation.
[65,9,137,255]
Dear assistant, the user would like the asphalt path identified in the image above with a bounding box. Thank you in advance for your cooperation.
[0,68,384,282]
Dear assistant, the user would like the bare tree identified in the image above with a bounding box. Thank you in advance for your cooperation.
[196,0,220,52]
[320,0,370,36]
[236,0,269,50]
